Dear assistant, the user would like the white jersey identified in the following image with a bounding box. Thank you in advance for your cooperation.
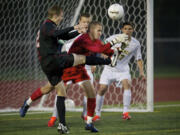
[99,34,142,86]
[104,34,142,72]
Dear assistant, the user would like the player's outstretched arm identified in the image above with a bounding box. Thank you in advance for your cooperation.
[44,22,80,40]
[53,23,87,40]
[137,59,145,79]
[110,33,129,46]
[83,41,114,56]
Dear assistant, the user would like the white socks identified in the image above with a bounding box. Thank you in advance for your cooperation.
[26,98,32,106]
[83,89,131,116]
[82,96,87,117]
[87,116,93,124]
[52,96,58,118]
[123,89,131,113]
[95,94,104,116]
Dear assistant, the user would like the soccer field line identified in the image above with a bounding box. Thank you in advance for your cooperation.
[154,104,180,108]
[0,103,180,116]
[113,128,180,135]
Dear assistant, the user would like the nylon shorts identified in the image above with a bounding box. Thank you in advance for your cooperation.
[40,52,74,86]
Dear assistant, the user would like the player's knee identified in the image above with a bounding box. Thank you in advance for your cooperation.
[99,89,106,96]
[122,79,131,89]
[56,81,67,97]
[56,86,67,96]
[72,54,86,66]
[41,83,55,94]
[98,85,108,96]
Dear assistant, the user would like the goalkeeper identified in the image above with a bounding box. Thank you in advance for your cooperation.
[87,22,145,122]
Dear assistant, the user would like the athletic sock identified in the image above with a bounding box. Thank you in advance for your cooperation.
[26,98,32,106]
[85,56,111,65]
[95,94,104,116]
[30,88,42,101]
[82,96,87,116]
[52,95,58,118]
[56,96,66,125]
[87,98,96,117]
[87,116,93,124]
[123,89,131,113]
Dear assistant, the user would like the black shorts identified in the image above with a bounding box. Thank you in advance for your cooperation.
[40,52,74,86]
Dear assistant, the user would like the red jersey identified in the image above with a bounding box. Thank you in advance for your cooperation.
[62,33,114,84]
[68,33,114,56]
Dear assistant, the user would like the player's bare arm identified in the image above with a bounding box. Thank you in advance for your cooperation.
[137,59,145,78]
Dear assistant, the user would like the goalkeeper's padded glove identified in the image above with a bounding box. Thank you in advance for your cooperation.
[118,48,129,55]
[110,34,129,46]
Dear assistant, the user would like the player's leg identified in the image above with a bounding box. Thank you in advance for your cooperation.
[81,80,98,132]
[71,53,112,66]
[93,84,108,121]
[82,94,88,121]
[20,82,55,117]
[55,81,69,134]
[48,83,70,127]
[60,52,117,69]
[81,67,94,121]
[122,79,131,120]
[48,95,57,127]
[93,67,112,121]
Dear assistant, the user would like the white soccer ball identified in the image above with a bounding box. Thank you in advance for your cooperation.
[108,3,124,20]
[65,99,75,109]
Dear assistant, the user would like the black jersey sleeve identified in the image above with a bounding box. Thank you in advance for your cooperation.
[43,22,79,40]
[66,30,80,39]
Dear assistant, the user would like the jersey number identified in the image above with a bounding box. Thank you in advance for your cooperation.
[118,50,129,60]
[36,30,40,48]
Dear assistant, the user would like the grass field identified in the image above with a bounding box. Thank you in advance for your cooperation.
[0,102,180,135]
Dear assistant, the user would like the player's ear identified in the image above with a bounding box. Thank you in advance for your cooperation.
[87,24,91,33]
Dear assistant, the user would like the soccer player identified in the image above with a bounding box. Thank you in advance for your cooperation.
[50,21,129,133]
[19,5,125,133]
[92,22,145,121]
[47,13,94,127]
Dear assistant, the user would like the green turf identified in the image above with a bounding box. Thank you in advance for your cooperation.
[154,66,180,78]
[0,102,180,135]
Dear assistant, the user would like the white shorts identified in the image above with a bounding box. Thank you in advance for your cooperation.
[99,67,131,87]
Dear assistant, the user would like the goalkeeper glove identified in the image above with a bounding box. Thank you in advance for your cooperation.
[110,34,129,46]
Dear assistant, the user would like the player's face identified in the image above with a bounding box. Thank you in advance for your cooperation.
[91,25,102,40]
[79,16,91,25]
[121,25,134,37]
[56,11,64,25]
[79,16,92,32]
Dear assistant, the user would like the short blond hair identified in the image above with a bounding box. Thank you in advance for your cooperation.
[87,21,102,32]
[79,13,91,20]
[47,5,63,18]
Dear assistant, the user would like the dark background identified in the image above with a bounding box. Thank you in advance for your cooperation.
[154,0,180,75]
[0,0,179,77]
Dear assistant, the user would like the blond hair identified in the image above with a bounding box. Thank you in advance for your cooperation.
[47,5,63,19]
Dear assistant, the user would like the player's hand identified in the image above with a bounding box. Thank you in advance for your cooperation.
[91,66,96,73]
[110,34,129,46]
[139,72,146,80]
[101,53,109,59]
[74,23,88,33]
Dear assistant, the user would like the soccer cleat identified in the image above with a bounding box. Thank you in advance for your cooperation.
[57,123,69,134]
[122,112,131,120]
[110,48,119,67]
[19,99,29,117]
[48,117,57,127]
[92,115,100,122]
[85,123,98,132]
